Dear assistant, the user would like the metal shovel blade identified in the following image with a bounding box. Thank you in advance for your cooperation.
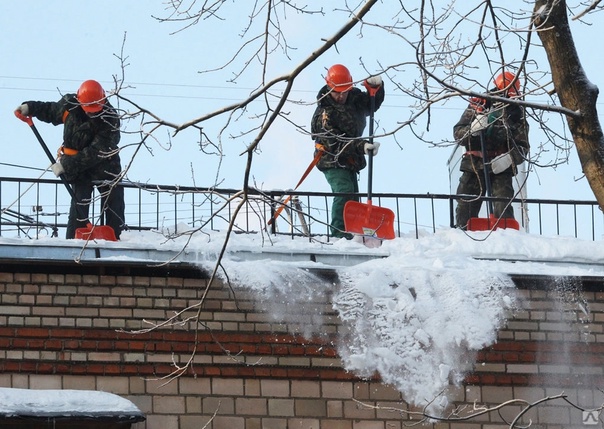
[344,200,396,240]
[75,223,118,241]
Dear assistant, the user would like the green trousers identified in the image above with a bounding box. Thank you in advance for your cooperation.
[323,168,359,238]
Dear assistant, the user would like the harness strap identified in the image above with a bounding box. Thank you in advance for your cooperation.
[58,111,78,156]
[60,146,78,156]
[464,149,505,159]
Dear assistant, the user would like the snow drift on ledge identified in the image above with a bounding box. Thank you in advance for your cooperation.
[170,226,603,412]
[7,226,604,413]
[0,387,143,418]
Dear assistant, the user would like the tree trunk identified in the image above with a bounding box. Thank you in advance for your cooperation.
[534,0,604,209]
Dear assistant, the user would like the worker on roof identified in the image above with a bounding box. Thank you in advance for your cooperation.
[15,80,125,239]
[311,64,385,239]
[453,70,530,230]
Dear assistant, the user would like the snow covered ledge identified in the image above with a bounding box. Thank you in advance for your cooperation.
[0,228,603,427]
[0,387,145,428]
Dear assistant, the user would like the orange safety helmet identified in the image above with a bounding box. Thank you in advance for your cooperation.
[77,80,106,113]
[494,71,520,96]
[326,64,353,93]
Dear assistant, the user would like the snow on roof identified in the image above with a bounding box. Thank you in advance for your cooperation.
[0,388,144,421]
[2,225,604,276]
[1,226,603,414]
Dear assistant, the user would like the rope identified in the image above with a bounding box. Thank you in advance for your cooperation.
[1,165,52,216]
[0,161,47,172]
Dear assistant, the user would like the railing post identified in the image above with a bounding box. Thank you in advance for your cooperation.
[0,177,603,242]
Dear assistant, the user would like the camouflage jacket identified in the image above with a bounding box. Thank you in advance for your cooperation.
[311,83,385,172]
[453,99,529,175]
[25,94,122,183]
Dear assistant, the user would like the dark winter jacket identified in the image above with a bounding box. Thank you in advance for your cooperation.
[25,94,122,183]
[453,97,529,175]
[311,83,385,172]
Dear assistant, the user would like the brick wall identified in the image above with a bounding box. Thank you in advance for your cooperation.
[0,264,602,429]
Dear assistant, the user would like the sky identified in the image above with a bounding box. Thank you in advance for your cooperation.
[1,1,604,214]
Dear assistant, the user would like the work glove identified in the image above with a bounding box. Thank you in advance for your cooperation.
[364,142,380,156]
[50,161,65,177]
[365,75,383,88]
[469,97,487,113]
[470,114,489,136]
[15,103,29,116]
[490,152,513,174]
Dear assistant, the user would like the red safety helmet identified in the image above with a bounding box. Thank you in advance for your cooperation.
[494,71,520,96]
[77,80,106,113]
[326,64,353,93]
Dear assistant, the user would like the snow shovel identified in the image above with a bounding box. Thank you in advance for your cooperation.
[343,83,396,240]
[14,112,118,241]
[466,131,520,231]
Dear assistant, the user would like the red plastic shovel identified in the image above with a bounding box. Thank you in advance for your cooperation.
[344,82,396,240]
[467,214,520,231]
[15,112,117,241]
[344,199,396,239]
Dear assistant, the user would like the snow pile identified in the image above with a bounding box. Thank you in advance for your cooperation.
[209,232,517,410]
[9,226,604,412]
[217,258,334,339]
[0,387,143,418]
[334,265,514,410]
[176,227,603,411]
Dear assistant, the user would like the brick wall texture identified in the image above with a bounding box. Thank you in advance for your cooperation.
[0,268,602,429]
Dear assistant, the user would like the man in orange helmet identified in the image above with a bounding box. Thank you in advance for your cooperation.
[15,80,125,239]
[453,71,529,229]
[311,64,385,239]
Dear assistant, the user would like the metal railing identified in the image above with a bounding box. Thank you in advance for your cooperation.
[0,176,602,242]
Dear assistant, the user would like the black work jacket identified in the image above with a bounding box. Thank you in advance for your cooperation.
[453,99,529,175]
[25,94,122,183]
[311,83,385,172]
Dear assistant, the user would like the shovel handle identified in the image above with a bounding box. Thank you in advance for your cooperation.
[14,110,33,126]
[363,81,378,203]
[267,194,292,226]
[15,111,78,202]
[363,80,381,98]
[478,130,494,216]
[15,111,58,165]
